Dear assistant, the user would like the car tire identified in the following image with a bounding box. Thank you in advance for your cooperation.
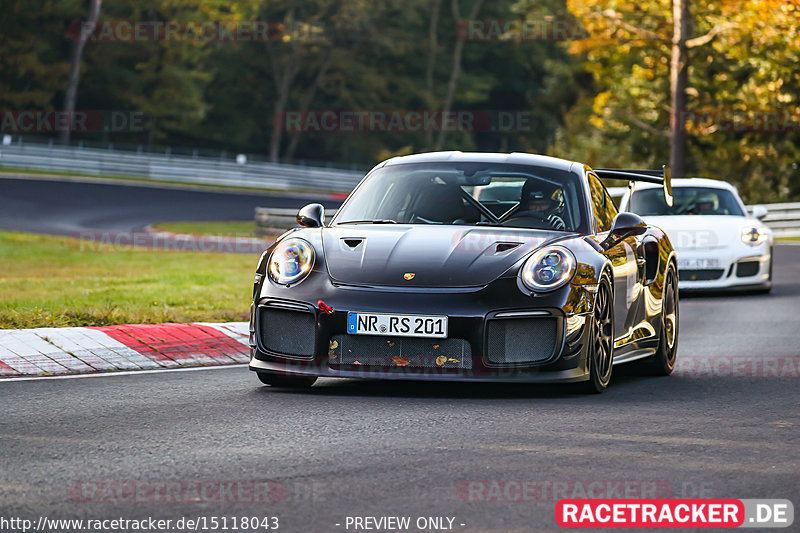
[638,266,679,376]
[583,275,614,393]
[257,372,317,388]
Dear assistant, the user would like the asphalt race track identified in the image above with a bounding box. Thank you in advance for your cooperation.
[0,175,340,238]
[0,246,798,532]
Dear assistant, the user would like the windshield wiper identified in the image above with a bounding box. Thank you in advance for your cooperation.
[673,204,695,215]
[337,219,398,225]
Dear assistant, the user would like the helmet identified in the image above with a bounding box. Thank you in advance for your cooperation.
[521,179,565,217]
[695,192,718,212]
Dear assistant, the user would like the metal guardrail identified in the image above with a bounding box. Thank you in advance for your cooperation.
[0,141,365,193]
[254,207,339,235]
[255,205,800,240]
[753,203,800,239]
[3,141,798,238]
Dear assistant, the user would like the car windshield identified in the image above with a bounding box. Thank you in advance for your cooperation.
[332,162,588,232]
[629,186,745,216]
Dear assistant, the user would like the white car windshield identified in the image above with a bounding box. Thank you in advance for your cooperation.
[630,187,745,216]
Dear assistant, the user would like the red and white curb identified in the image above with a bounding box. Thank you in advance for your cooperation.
[0,322,250,378]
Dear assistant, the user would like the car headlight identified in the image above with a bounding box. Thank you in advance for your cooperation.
[520,246,577,292]
[268,238,315,286]
[741,226,769,246]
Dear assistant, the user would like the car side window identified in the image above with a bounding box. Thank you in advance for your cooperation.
[588,173,617,233]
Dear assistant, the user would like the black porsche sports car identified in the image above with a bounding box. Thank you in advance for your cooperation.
[248,152,678,392]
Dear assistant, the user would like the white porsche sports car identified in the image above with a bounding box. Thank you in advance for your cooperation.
[620,178,773,292]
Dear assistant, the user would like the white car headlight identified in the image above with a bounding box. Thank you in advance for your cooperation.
[741,226,769,246]
[520,246,577,292]
[268,238,315,286]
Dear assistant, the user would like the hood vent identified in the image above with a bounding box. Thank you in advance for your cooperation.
[495,242,521,254]
[342,238,364,249]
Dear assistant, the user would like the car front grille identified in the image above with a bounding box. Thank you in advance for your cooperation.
[485,317,558,365]
[679,269,725,281]
[257,306,316,357]
[736,261,760,278]
[329,334,472,369]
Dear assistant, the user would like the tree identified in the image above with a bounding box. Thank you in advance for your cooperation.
[669,0,688,177]
[560,0,799,200]
[61,0,102,145]
[433,0,485,150]
[0,1,74,110]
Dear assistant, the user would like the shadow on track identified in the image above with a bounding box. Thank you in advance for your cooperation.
[249,372,660,400]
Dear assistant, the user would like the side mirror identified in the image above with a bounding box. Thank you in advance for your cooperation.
[752,205,768,221]
[297,203,324,228]
[601,212,648,250]
[662,164,673,207]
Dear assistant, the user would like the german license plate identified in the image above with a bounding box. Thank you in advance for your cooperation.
[347,312,448,338]
[679,258,720,270]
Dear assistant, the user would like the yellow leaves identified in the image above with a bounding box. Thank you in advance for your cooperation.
[328,340,339,360]
[593,91,612,114]
[435,356,461,366]
[590,91,613,129]
[391,356,410,367]
[767,79,783,91]
[631,64,655,80]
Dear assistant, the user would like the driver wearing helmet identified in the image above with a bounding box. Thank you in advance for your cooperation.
[515,180,567,230]
[692,192,719,214]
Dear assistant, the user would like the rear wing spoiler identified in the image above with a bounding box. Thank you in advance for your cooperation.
[594,165,673,207]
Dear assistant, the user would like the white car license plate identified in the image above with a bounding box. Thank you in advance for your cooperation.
[679,258,720,270]
[347,312,448,338]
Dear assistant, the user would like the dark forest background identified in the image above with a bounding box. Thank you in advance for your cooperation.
[1,0,798,201]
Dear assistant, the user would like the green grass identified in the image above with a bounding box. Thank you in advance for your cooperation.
[0,231,258,328]
[151,220,257,238]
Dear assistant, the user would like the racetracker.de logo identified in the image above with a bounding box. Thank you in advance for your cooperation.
[66,20,290,42]
[457,480,674,503]
[275,110,534,133]
[681,109,800,133]
[1,111,148,133]
[457,19,589,41]
[69,480,285,504]
[556,499,794,528]
[675,356,800,379]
